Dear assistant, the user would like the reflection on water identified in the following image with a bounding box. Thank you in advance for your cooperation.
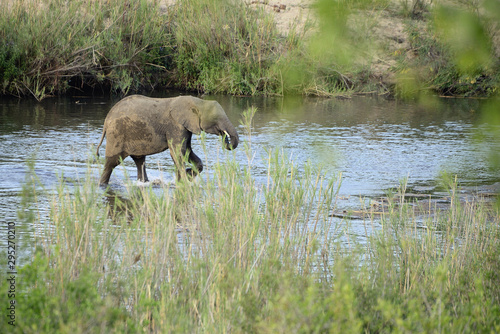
[0,94,498,245]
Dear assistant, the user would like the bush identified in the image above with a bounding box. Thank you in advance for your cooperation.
[0,0,169,100]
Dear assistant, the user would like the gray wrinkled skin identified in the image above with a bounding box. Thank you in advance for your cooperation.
[96,95,239,185]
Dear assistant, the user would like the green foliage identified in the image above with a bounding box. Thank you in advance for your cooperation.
[274,0,379,96]
[2,0,498,98]
[0,42,23,89]
[395,1,500,98]
[169,0,283,95]
[0,0,169,99]
[435,5,492,76]
[0,253,132,334]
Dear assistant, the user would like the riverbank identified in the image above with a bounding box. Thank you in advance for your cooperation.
[1,0,499,99]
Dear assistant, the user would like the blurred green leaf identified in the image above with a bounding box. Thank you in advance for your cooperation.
[434,5,493,75]
[309,0,354,67]
[481,96,500,169]
[484,0,500,20]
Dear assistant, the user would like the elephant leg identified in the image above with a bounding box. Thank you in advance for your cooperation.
[131,155,149,182]
[99,154,123,185]
[168,140,188,181]
[169,133,203,181]
[186,151,203,178]
[170,149,185,181]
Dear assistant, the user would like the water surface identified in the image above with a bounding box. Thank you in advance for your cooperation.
[0,94,497,248]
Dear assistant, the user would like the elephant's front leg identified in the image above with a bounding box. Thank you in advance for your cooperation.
[186,151,203,178]
[131,155,148,182]
[185,134,203,179]
[168,137,202,181]
[168,139,189,181]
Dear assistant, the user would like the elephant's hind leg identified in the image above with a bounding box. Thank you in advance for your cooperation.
[100,154,123,185]
[131,155,148,182]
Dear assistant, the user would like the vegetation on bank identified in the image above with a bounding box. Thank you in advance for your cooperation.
[0,0,499,100]
[394,0,500,98]
[1,110,499,333]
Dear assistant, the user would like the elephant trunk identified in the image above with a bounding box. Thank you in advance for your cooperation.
[222,122,239,150]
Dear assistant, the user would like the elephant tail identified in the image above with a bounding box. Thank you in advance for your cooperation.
[96,127,106,158]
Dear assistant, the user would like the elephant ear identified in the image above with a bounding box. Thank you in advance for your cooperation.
[170,98,202,134]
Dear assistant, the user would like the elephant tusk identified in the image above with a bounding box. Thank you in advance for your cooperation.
[223,130,231,146]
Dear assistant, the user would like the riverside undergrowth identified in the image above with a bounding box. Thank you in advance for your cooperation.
[0,0,303,99]
[0,0,171,100]
[1,108,499,333]
[1,0,369,99]
[1,0,499,99]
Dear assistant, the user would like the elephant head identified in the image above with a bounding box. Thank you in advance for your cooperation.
[170,97,239,150]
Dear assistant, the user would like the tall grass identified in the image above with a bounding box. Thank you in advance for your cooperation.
[2,0,497,99]
[0,0,169,100]
[0,0,310,99]
[1,109,499,333]
[0,0,437,99]
[170,0,284,95]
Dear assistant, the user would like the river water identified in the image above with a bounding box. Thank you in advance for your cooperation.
[0,93,498,246]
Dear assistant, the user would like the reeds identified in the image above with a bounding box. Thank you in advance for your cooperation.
[0,0,394,99]
[0,0,289,99]
[0,0,169,100]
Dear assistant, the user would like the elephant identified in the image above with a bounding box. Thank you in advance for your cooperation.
[96,95,239,185]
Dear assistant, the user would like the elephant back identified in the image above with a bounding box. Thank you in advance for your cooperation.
[103,95,170,156]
